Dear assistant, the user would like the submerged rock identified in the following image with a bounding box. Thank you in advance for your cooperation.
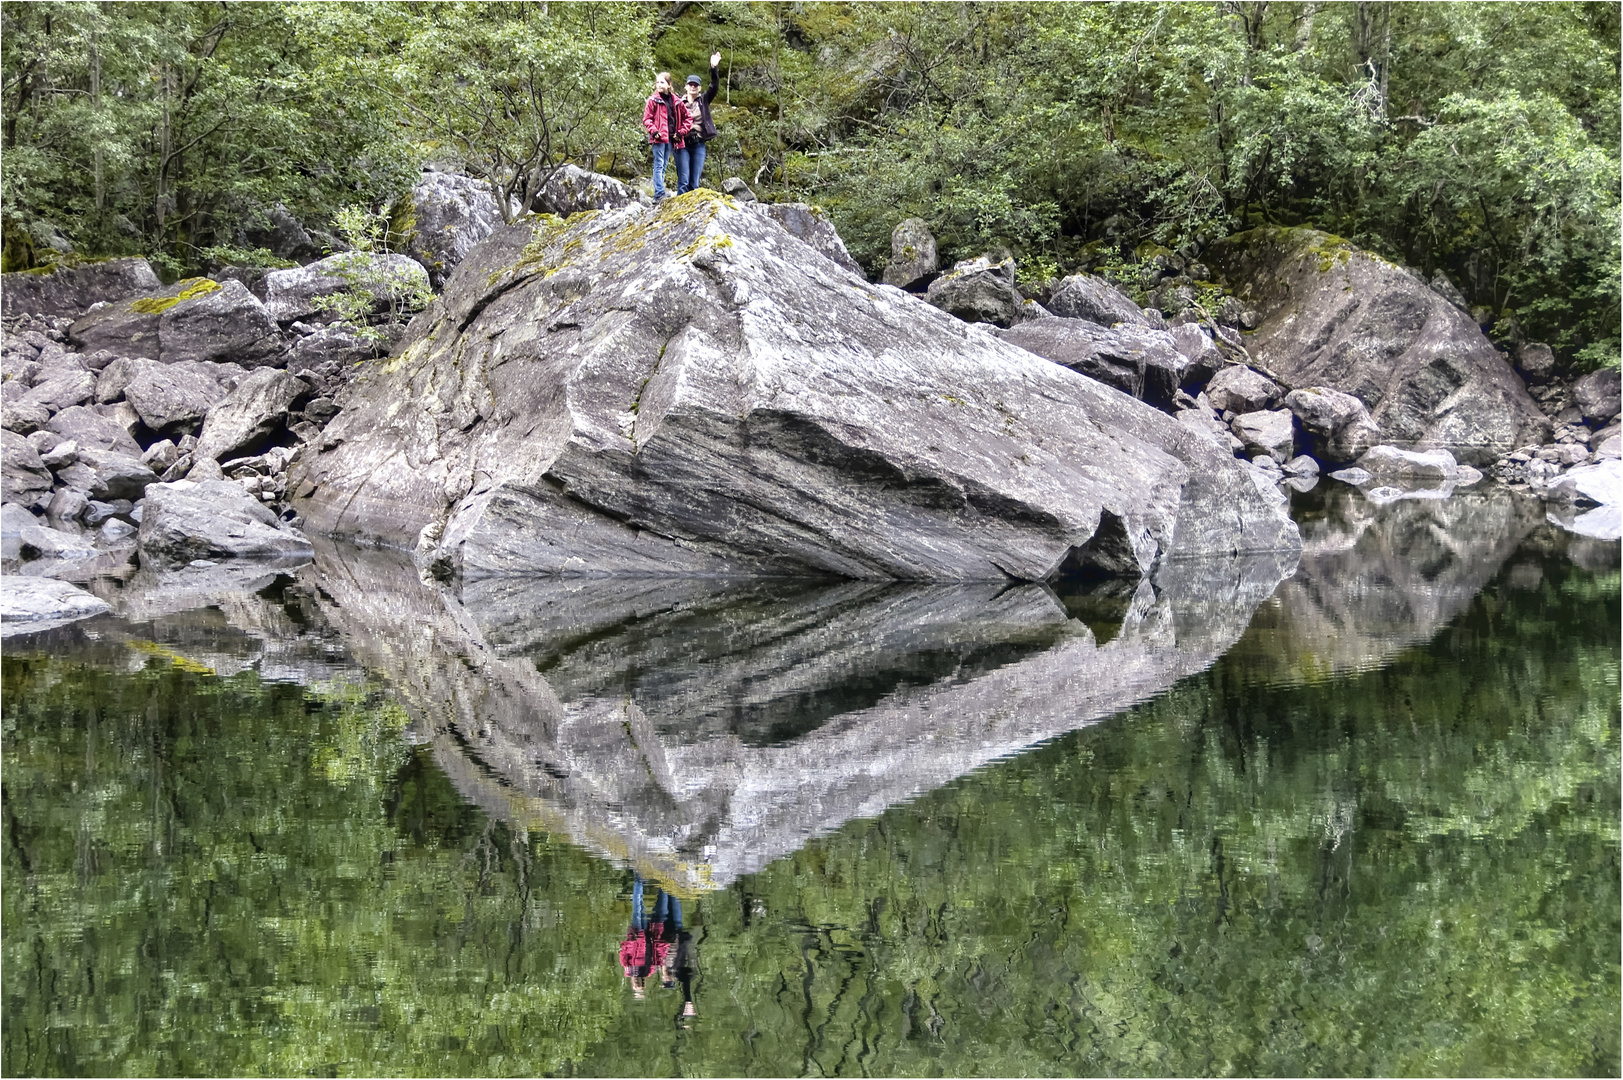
[1206,227,1549,464]
[293,192,1299,581]
[0,576,111,634]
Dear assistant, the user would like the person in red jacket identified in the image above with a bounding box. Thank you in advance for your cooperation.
[642,72,693,201]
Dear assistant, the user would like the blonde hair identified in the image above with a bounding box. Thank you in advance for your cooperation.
[655,71,672,89]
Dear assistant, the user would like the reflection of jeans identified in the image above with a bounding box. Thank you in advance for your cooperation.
[632,874,682,929]
[651,141,689,199]
[678,141,707,193]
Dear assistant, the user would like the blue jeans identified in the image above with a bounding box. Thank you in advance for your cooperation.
[678,140,707,193]
[652,141,689,199]
[631,874,682,928]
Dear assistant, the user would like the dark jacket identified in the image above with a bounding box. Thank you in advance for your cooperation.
[683,66,721,142]
[643,91,693,148]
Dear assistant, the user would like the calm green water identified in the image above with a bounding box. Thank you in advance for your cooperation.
[3,493,1619,1077]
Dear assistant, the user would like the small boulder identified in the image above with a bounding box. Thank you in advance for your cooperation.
[46,404,144,455]
[192,367,304,462]
[536,163,643,217]
[137,479,313,569]
[720,177,757,202]
[0,577,111,633]
[17,522,100,561]
[158,278,285,368]
[1167,323,1224,384]
[1204,365,1281,414]
[1230,409,1295,463]
[1047,273,1153,329]
[74,447,159,502]
[1,429,54,504]
[1282,386,1382,463]
[123,361,226,433]
[403,169,512,286]
[262,253,430,325]
[94,355,159,404]
[753,203,865,276]
[1356,444,1460,482]
[17,368,94,414]
[1514,342,1557,383]
[1573,368,1621,426]
[0,257,161,319]
[925,253,1028,328]
[1282,454,1320,477]
[1000,319,1191,410]
[0,400,51,435]
[882,218,938,290]
[1545,459,1623,507]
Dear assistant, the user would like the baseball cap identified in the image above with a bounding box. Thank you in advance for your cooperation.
[686,74,702,85]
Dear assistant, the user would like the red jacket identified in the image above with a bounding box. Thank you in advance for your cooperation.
[643,92,693,148]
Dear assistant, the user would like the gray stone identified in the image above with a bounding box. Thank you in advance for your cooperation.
[100,517,137,542]
[1545,459,1622,507]
[535,164,642,217]
[1,428,53,504]
[753,203,864,277]
[1594,433,1622,460]
[999,319,1194,410]
[292,199,1300,582]
[0,501,39,559]
[141,439,180,472]
[17,523,99,561]
[19,368,95,414]
[94,355,159,404]
[1281,385,1382,463]
[1167,323,1224,382]
[0,576,110,633]
[1047,273,1154,329]
[192,367,303,463]
[1514,342,1557,383]
[39,439,77,469]
[720,177,757,202]
[1206,227,1549,464]
[0,257,161,319]
[1572,368,1621,425]
[123,361,226,433]
[1282,454,1320,477]
[242,203,322,262]
[285,324,373,374]
[1231,409,1295,463]
[262,253,430,325]
[1204,365,1281,414]
[882,218,938,290]
[1357,444,1460,481]
[46,487,90,523]
[1328,467,1373,486]
[925,254,1031,328]
[137,479,314,569]
[158,278,285,367]
[74,447,159,501]
[403,170,512,287]
[1,400,51,435]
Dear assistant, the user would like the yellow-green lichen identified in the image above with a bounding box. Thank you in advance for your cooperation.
[128,277,221,313]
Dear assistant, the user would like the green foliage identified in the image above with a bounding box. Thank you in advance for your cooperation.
[313,204,434,343]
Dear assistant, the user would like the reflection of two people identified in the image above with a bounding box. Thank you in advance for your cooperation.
[618,873,695,1023]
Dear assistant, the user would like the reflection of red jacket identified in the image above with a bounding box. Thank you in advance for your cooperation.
[618,924,672,975]
[643,93,693,147]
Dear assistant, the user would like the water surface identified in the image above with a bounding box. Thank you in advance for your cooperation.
[4,487,1618,1076]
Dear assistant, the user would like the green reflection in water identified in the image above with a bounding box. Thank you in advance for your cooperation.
[3,550,1618,1077]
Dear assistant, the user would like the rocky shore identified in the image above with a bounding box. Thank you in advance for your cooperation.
[3,168,1618,632]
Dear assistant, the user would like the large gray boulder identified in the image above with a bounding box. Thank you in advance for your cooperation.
[73,446,158,501]
[193,367,304,463]
[1572,368,1621,426]
[402,169,511,287]
[1357,444,1460,482]
[1,257,161,319]
[535,163,643,218]
[1545,459,1622,507]
[999,319,1197,410]
[18,368,95,414]
[137,479,313,569]
[123,361,226,433]
[262,253,429,325]
[1206,227,1549,463]
[292,196,1299,581]
[882,218,938,289]
[68,277,221,359]
[1047,273,1154,329]
[1230,409,1295,463]
[752,202,864,276]
[94,355,157,404]
[1282,386,1381,463]
[1,429,53,504]
[157,278,285,367]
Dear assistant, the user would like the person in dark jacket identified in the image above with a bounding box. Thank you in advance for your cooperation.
[642,72,692,200]
[677,53,723,194]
